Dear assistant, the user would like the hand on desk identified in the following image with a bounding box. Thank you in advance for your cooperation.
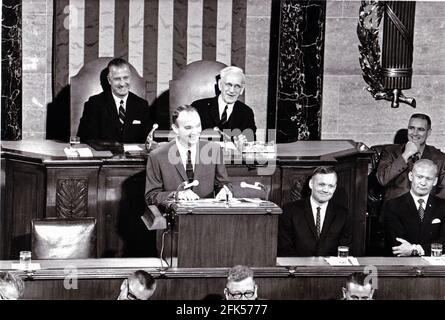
[215,185,233,201]
[392,237,416,256]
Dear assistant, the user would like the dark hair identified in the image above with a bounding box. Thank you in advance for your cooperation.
[346,272,369,287]
[312,166,337,178]
[133,270,156,291]
[410,113,431,129]
[107,58,130,73]
[171,104,198,126]
[227,265,254,283]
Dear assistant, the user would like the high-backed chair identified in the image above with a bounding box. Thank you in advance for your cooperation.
[31,218,97,259]
[70,57,146,137]
[169,60,227,124]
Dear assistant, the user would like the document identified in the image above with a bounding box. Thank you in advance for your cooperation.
[422,256,445,265]
[324,256,360,266]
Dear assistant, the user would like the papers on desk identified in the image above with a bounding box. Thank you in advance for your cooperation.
[64,147,93,157]
[216,141,238,151]
[10,263,41,271]
[177,198,269,207]
[324,257,360,266]
[124,144,143,152]
[422,256,445,265]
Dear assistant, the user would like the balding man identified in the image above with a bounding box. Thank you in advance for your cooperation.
[117,270,156,300]
[384,159,445,256]
[192,66,257,142]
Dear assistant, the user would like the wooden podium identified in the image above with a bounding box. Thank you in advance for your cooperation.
[166,199,282,267]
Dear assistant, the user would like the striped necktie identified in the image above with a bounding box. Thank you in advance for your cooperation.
[118,99,125,125]
[418,199,425,222]
[220,105,228,126]
[316,206,321,238]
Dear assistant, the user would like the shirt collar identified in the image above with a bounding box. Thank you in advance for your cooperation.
[111,92,129,109]
[218,95,234,115]
[310,196,329,211]
[410,191,429,207]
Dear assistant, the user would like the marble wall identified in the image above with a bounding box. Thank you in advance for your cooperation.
[322,1,445,151]
[1,0,22,140]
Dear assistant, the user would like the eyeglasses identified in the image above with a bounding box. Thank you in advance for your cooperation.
[225,288,255,299]
[222,82,243,91]
[126,280,140,300]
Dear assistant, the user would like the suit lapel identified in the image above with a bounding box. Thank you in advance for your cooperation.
[227,101,240,128]
[319,202,337,241]
[302,198,318,240]
[105,91,121,130]
[210,97,221,126]
[420,195,435,238]
[170,142,188,182]
[123,93,136,128]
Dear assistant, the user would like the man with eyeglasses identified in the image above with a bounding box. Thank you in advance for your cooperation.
[224,265,258,301]
[117,270,156,300]
[192,66,257,142]
[384,159,445,257]
[342,272,375,300]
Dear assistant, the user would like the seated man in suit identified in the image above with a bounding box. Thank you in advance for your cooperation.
[377,113,445,203]
[191,66,256,143]
[77,58,155,143]
[145,104,233,205]
[0,272,24,300]
[224,265,258,301]
[384,159,445,256]
[342,272,375,300]
[277,166,352,256]
[117,270,156,300]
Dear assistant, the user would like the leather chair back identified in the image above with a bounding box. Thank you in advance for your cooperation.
[70,57,146,137]
[31,218,97,259]
[169,60,227,125]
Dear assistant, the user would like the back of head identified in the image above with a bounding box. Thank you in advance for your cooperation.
[227,265,254,283]
[133,270,156,292]
[0,272,25,300]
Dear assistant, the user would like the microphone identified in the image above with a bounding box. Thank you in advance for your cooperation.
[213,127,231,143]
[240,181,265,191]
[145,123,159,152]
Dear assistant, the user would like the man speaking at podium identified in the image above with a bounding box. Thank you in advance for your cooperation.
[145,105,233,205]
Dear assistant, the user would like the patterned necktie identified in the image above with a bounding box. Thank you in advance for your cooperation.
[316,206,321,238]
[411,152,421,163]
[186,149,194,183]
[220,105,228,125]
[418,199,425,222]
[118,99,125,125]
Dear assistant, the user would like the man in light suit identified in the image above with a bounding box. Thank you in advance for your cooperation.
[384,159,445,256]
[277,166,352,257]
[77,58,155,143]
[191,66,256,142]
[145,104,233,205]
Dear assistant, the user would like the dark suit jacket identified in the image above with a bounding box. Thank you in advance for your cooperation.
[145,140,233,205]
[277,198,352,256]
[376,144,445,201]
[191,96,257,141]
[77,91,154,143]
[384,192,445,255]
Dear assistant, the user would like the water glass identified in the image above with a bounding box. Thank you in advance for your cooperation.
[337,246,349,258]
[431,243,443,257]
[19,251,32,269]
[69,136,80,147]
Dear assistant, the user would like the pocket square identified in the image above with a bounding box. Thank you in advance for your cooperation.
[432,218,441,224]
[132,120,141,124]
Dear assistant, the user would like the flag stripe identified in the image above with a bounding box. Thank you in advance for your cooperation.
[231,0,247,71]
[173,0,188,76]
[54,0,70,96]
[114,0,129,60]
[128,0,145,76]
[84,0,99,64]
[202,0,217,61]
[69,0,84,79]
[187,0,203,64]
[143,0,159,104]
[157,0,174,96]
[216,0,232,65]
[98,0,115,57]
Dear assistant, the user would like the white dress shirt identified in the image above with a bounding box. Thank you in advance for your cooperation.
[111,92,129,114]
[310,197,328,231]
[218,95,234,120]
[175,139,197,172]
